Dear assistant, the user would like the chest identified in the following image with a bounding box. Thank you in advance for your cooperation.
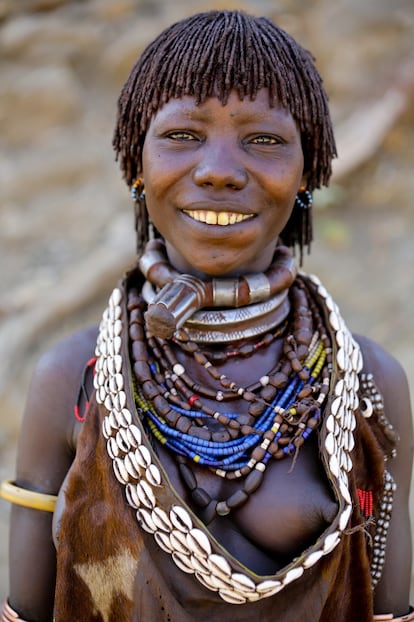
[156,436,338,575]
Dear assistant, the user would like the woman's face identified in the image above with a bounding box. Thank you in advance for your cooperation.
[142,89,305,278]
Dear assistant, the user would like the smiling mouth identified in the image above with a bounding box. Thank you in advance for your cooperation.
[182,209,255,226]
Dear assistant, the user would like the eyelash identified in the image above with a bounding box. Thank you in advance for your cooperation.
[166,131,197,141]
[249,135,280,145]
[164,132,282,146]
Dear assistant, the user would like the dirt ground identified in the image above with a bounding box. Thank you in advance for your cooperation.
[1,0,413,606]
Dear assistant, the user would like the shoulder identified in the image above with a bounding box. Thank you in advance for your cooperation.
[354,334,411,428]
[16,326,99,492]
[354,333,413,486]
[27,325,99,429]
[32,325,98,393]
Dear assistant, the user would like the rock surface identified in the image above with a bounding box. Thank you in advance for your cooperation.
[1,0,413,603]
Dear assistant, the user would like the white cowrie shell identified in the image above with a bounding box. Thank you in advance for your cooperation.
[113,457,129,484]
[207,554,231,579]
[172,552,195,575]
[329,310,340,331]
[230,573,256,592]
[124,453,141,480]
[125,483,141,509]
[114,354,123,373]
[170,505,192,533]
[136,508,157,534]
[116,408,132,428]
[107,437,119,460]
[303,549,324,568]
[154,531,173,553]
[283,566,304,585]
[186,528,212,558]
[152,507,173,532]
[146,464,162,487]
[135,445,152,469]
[136,480,156,509]
[113,336,122,355]
[170,530,191,555]
[339,478,352,503]
[339,504,353,531]
[256,579,283,594]
[110,288,122,306]
[323,531,340,554]
[127,424,142,447]
[218,589,246,605]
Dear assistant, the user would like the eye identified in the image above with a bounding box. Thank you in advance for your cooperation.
[165,131,198,141]
[249,135,281,145]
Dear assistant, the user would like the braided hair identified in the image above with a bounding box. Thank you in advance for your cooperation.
[113,10,337,255]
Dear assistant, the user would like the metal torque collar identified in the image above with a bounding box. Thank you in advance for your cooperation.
[95,273,365,605]
[142,279,291,343]
[139,239,297,340]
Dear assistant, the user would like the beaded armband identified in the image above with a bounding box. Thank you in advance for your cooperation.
[357,373,398,589]
[0,480,57,513]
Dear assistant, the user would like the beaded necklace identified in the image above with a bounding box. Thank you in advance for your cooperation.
[96,272,364,604]
[128,276,332,521]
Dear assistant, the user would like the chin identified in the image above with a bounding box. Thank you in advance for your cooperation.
[190,257,258,279]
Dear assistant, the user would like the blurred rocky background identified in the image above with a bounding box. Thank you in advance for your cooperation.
[0,0,413,601]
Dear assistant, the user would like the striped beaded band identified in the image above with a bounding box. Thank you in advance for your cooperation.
[95,274,362,604]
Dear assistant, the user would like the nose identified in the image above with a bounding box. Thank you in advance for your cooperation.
[192,143,248,190]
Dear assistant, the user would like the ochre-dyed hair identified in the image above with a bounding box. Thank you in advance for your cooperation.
[113,10,337,254]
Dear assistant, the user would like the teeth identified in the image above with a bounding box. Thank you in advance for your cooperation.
[217,212,229,226]
[183,210,253,226]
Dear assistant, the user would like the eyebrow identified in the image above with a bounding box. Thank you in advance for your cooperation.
[165,106,282,124]
[180,107,215,122]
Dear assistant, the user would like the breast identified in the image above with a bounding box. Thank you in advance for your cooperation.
[235,442,339,561]
[157,436,338,575]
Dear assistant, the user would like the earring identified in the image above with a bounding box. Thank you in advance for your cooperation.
[279,187,313,264]
[131,177,146,202]
[294,187,313,211]
[132,177,156,256]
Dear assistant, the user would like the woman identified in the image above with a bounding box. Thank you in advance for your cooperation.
[1,10,412,622]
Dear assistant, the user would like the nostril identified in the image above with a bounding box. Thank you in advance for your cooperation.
[193,166,248,190]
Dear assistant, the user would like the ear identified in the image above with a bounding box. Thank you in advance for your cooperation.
[299,173,308,191]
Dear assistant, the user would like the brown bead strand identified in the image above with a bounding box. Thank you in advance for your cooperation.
[127,275,331,520]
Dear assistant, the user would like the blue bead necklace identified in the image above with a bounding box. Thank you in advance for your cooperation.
[129,276,332,519]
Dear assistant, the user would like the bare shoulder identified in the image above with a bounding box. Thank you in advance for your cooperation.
[354,333,413,503]
[16,325,98,493]
[354,334,411,431]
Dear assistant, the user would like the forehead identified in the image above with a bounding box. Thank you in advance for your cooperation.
[149,88,297,128]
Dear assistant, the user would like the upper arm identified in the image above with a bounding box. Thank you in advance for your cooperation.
[356,335,413,616]
[8,326,97,621]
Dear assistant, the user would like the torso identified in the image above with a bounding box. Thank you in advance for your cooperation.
[64,331,338,574]
[157,436,338,574]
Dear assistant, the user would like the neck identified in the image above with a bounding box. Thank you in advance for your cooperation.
[139,239,297,340]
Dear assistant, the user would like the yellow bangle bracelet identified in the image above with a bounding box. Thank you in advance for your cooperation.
[0,480,57,513]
